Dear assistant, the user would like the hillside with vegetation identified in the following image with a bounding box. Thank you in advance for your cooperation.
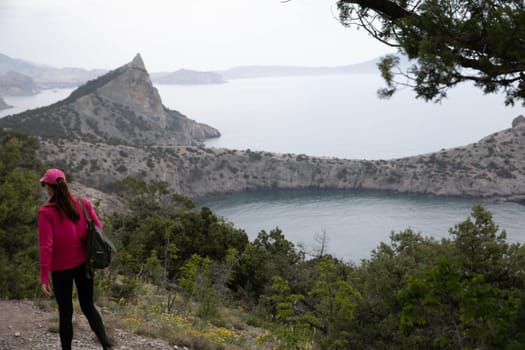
[3,129,525,349]
[32,115,525,203]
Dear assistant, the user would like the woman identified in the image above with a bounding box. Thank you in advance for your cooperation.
[38,168,112,350]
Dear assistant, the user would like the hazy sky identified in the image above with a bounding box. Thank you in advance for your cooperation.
[0,0,392,72]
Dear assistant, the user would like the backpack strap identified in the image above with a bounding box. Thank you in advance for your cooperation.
[79,198,92,224]
[80,197,95,279]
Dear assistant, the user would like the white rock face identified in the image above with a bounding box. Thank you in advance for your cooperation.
[95,54,168,128]
[39,117,525,202]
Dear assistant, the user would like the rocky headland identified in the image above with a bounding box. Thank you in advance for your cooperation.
[1,54,524,203]
[0,96,11,110]
[152,69,225,85]
[36,115,525,202]
[0,71,38,96]
[0,54,219,147]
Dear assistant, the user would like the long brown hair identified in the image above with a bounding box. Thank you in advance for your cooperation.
[48,179,80,221]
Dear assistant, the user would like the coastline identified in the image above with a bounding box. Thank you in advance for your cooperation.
[37,116,525,203]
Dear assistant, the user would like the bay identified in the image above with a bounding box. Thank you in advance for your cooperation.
[1,74,523,261]
[197,189,525,263]
[157,74,524,261]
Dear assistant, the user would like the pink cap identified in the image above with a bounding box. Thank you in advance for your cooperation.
[39,168,66,185]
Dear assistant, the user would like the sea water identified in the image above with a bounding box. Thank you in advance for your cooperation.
[196,189,525,262]
[156,74,521,160]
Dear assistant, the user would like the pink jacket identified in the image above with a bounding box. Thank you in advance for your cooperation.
[38,197,102,284]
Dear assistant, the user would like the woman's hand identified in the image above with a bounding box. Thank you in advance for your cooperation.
[41,283,52,297]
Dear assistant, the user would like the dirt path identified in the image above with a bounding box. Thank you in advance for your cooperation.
[0,300,183,350]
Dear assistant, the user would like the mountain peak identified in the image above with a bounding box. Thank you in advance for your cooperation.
[0,55,220,146]
[130,53,145,70]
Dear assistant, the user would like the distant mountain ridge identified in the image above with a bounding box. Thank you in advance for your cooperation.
[0,54,219,146]
[218,59,381,79]
[151,69,225,85]
[0,71,38,96]
[1,52,387,89]
[0,53,106,90]
[151,59,382,84]
[0,53,53,76]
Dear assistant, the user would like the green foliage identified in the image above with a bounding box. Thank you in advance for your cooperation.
[449,204,510,283]
[145,249,164,284]
[343,229,447,349]
[260,276,312,349]
[179,254,204,299]
[260,257,360,350]
[377,55,400,99]
[178,249,241,321]
[108,177,248,285]
[337,0,525,105]
[178,254,219,320]
[0,129,43,298]
[398,257,524,349]
[114,177,175,215]
[307,257,360,349]
[231,227,304,301]
[396,205,525,349]
[109,274,141,302]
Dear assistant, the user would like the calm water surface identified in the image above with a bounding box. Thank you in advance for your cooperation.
[157,74,521,160]
[198,189,525,262]
[0,88,74,118]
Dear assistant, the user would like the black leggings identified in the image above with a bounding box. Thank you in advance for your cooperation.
[52,263,111,349]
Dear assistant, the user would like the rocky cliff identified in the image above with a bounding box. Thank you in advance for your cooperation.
[37,115,525,202]
[0,71,38,96]
[152,69,225,85]
[0,54,220,146]
[0,96,11,110]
